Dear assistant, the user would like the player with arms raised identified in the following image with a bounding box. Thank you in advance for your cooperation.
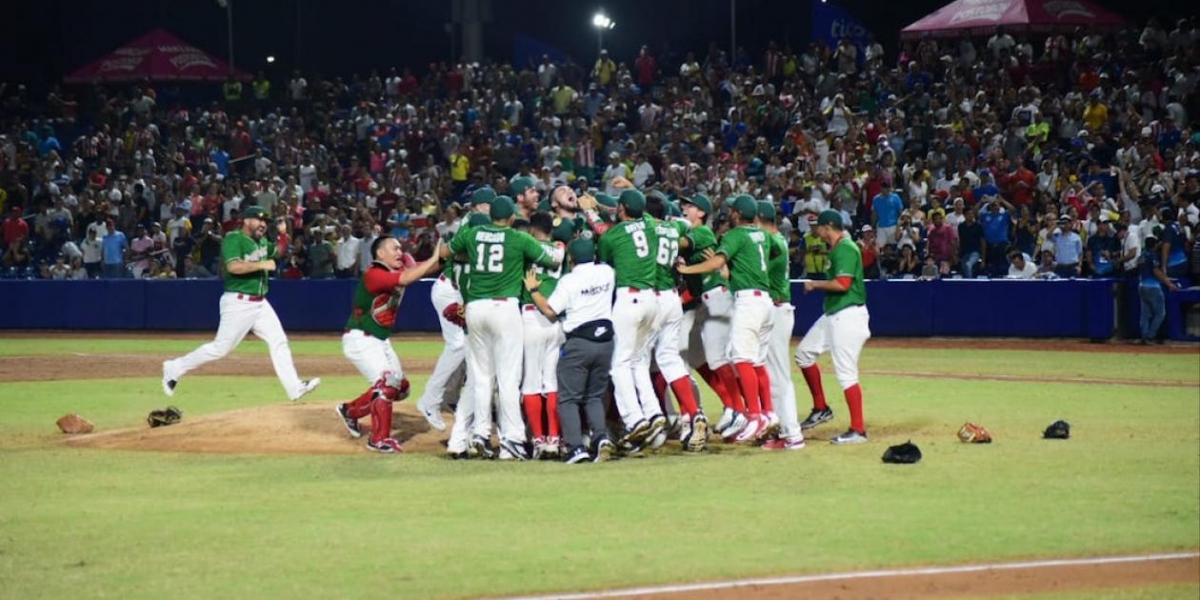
[335,235,444,452]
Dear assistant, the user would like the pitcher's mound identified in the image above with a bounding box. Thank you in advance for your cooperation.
[66,402,451,455]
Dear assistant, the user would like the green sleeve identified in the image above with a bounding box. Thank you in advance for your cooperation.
[716,228,742,259]
[521,232,557,269]
[688,226,716,253]
[265,240,276,260]
[222,234,247,264]
[449,226,471,255]
[597,229,613,263]
[830,240,859,278]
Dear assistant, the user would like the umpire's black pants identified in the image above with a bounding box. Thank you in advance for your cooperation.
[556,335,613,451]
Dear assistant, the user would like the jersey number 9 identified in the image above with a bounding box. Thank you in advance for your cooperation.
[633,230,650,258]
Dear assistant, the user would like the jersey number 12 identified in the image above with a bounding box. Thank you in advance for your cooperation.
[476,243,504,273]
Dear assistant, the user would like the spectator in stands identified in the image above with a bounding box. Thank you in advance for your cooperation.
[1052,216,1084,278]
[334,224,360,279]
[980,198,1015,277]
[3,207,27,249]
[1086,216,1119,277]
[957,207,985,278]
[129,224,153,278]
[100,219,127,279]
[872,180,903,248]
[195,219,223,275]
[80,227,102,278]
[925,209,956,275]
[858,225,880,279]
[1007,250,1037,279]
[307,231,334,279]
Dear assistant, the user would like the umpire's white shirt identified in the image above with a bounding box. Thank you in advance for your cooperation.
[547,262,614,333]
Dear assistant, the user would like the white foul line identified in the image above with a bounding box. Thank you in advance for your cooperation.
[482,552,1200,600]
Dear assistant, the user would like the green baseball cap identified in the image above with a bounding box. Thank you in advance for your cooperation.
[242,205,269,220]
[816,209,844,229]
[490,196,516,221]
[466,212,491,227]
[536,198,552,212]
[732,194,758,220]
[666,201,682,219]
[551,216,576,243]
[681,194,712,216]
[510,176,537,197]
[756,200,776,221]
[593,193,618,209]
[567,238,596,263]
[618,189,646,216]
[470,187,496,207]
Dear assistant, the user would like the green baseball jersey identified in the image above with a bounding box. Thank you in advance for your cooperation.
[824,235,867,314]
[597,216,657,289]
[684,224,727,292]
[221,230,274,296]
[448,224,556,303]
[767,231,791,303]
[653,219,687,291]
[344,264,405,339]
[716,225,770,293]
[520,239,567,304]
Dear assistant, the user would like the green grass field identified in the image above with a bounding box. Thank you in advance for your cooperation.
[0,338,1197,600]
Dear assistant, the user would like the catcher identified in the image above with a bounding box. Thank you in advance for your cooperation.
[335,235,443,453]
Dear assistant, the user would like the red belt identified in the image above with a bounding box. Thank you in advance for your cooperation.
[437,274,458,289]
[523,304,536,311]
[236,294,264,302]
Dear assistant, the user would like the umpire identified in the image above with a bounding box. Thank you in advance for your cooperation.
[523,238,618,464]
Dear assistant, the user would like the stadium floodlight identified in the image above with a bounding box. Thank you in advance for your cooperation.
[592,12,615,54]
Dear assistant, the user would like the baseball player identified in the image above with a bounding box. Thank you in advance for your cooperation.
[757,201,805,450]
[519,212,571,459]
[522,238,618,463]
[597,189,665,448]
[643,195,708,452]
[415,205,493,434]
[796,210,872,445]
[510,177,541,220]
[335,235,444,452]
[677,194,743,437]
[678,195,776,443]
[441,196,561,460]
[161,205,320,401]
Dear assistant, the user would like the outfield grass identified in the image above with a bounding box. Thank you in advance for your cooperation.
[0,343,1197,600]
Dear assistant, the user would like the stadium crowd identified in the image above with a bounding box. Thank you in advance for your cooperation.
[1,18,1198,285]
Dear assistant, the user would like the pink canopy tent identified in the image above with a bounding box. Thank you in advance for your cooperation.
[65,29,248,84]
[900,0,1128,40]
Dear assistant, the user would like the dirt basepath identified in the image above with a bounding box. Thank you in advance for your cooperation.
[498,555,1200,600]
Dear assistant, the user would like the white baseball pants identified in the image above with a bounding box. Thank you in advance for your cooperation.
[699,287,733,369]
[767,303,802,439]
[794,305,872,389]
[728,290,773,366]
[521,306,564,394]
[611,288,658,428]
[418,276,467,410]
[341,330,402,383]
[650,290,689,382]
[165,293,306,400]
[465,298,524,444]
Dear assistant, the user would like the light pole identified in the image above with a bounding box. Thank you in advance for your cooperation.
[217,0,234,74]
[591,12,615,56]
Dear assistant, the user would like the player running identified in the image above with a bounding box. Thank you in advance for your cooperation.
[335,235,444,453]
[161,205,320,402]
[795,210,872,445]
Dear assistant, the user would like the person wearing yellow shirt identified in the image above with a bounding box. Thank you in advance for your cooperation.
[593,50,616,87]
[450,143,470,197]
[1083,93,1108,132]
[550,81,577,116]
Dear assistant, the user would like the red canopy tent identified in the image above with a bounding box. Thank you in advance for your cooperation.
[900,0,1128,40]
[65,29,248,84]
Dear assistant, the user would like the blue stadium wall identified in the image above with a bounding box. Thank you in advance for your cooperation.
[4,278,1195,341]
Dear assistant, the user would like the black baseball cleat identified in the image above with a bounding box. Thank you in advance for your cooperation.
[335,403,361,439]
[563,446,591,464]
[469,435,498,460]
[800,408,834,430]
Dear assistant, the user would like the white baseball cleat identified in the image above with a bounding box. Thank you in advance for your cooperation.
[161,361,177,397]
[734,413,765,443]
[292,378,321,402]
[713,407,735,434]
[418,401,448,432]
[722,412,749,442]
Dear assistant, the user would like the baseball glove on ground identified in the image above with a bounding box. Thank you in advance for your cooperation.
[1043,420,1071,439]
[957,422,993,443]
[147,406,183,428]
[882,440,922,464]
[443,302,466,328]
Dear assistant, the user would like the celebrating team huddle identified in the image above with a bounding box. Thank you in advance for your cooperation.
[325,177,873,462]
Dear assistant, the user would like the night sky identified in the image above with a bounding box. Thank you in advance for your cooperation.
[0,0,1191,87]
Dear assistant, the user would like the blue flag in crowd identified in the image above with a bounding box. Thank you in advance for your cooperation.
[513,35,568,69]
[811,1,872,50]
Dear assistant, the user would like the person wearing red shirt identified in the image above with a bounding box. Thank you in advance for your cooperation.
[221,209,243,234]
[3,207,28,247]
[635,47,657,88]
[1009,162,1036,207]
